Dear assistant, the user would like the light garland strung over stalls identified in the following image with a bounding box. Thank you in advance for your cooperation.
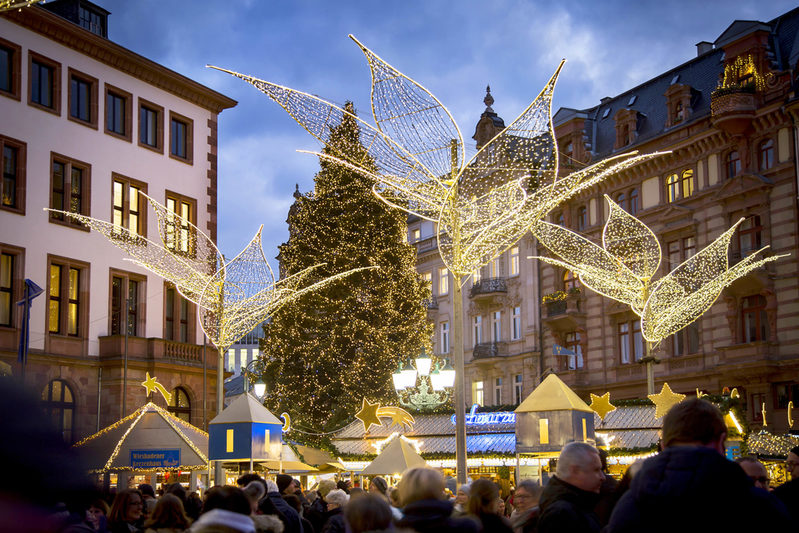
[49,193,372,414]
[211,35,662,482]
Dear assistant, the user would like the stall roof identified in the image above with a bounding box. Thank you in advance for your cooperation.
[74,402,208,473]
[361,436,426,475]
[210,393,282,425]
[515,374,593,413]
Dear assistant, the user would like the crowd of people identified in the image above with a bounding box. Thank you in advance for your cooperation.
[12,394,799,533]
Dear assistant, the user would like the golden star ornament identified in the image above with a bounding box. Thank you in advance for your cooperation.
[356,398,382,432]
[648,382,686,419]
[590,392,617,420]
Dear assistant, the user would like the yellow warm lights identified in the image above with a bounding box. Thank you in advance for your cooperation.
[589,392,617,420]
[533,196,784,345]
[648,383,686,419]
[0,0,42,12]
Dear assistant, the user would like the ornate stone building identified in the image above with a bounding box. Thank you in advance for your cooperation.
[543,8,799,433]
[0,0,236,442]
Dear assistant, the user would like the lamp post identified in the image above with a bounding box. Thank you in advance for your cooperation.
[242,358,267,400]
[392,349,455,411]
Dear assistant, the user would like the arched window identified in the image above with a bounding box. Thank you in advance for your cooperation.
[168,387,191,423]
[681,169,694,199]
[737,215,763,257]
[42,379,75,443]
[666,174,679,203]
[759,139,774,171]
[726,151,741,179]
[615,192,626,212]
[673,101,684,124]
[629,189,639,215]
[577,206,587,231]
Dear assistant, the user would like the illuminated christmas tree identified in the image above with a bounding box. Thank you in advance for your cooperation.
[261,103,433,436]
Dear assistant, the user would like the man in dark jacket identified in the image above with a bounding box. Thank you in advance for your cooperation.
[773,445,799,523]
[537,442,604,533]
[607,398,791,532]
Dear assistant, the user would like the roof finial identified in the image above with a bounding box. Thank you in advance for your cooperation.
[293,183,301,199]
[484,85,494,111]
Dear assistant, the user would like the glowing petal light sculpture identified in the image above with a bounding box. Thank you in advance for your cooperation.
[48,193,372,414]
[210,35,662,483]
[533,195,785,393]
[0,0,42,13]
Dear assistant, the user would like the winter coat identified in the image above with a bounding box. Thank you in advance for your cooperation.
[472,512,513,533]
[266,491,304,533]
[536,476,600,533]
[607,446,791,533]
[397,498,480,533]
[509,506,539,533]
[306,497,327,533]
[773,477,799,524]
[320,507,345,533]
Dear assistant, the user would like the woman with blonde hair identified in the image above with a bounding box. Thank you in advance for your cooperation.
[396,467,479,533]
[143,494,191,533]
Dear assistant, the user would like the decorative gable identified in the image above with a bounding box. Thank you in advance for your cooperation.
[613,108,642,150]
[664,84,695,128]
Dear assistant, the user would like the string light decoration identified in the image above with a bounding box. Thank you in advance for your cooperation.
[142,372,173,405]
[212,34,662,482]
[0,0,43,12]
[73,402,209,473]
[48,193,371,413]
[647,383,686,419]
[355,398,416,433]
[589,392,617,420]
[372,433,423,455]
[533,195,784,349]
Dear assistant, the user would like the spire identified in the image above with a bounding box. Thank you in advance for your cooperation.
[483,85,495,113]
[293,183,301,200]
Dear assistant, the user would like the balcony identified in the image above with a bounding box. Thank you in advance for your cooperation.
[469,277,507,302]
[414,236,438,253]
[542,290,584,329]
[99,335,213,366]
[711,86,756,135]
[472,342,509,360]
[424,296,439,310]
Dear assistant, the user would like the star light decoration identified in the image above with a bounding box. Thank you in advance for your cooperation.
[355,398,416,433]
[648,383,686,419]
[48,194,371,407]
[141,372,172,405]
[589,392,617,420]
[533,195,785,347]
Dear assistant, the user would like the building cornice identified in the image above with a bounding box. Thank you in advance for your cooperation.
[2,7,237,113]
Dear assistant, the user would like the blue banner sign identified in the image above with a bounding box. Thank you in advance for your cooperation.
[130,449,181,469]
[451,404,515,426]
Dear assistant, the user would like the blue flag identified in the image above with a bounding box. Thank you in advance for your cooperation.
[553,343,576,357]
[17,279,44,366]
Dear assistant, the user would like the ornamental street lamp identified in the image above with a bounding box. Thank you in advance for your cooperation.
[242,358,267,400]
[393,350,455,411]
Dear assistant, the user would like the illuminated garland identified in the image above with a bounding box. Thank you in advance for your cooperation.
[533,195,784,345]
[0,0,42,12]
[720,54,766,92]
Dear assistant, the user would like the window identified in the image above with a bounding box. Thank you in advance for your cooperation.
[489,258,500,278]
[680,170,694,198]
[226,349,235,372]
[494,377,502,405]
[49,154,90,228]
[511,306,521,340]
[473,315,482,345]
[759,139,774,171]
[112,175,146,238]
[165,283,194,343]
[166,193,196,256]
[666,237,696,271]
[673,322,699,356]
[138,98,164,152]
[751,392,766,422]
[726,150,741,179]
[0,251,16,327]
[421,271,432,286]
[169,111,193,163]
[509,246,519,276]
[514,374,523,404]
[48,258,87,337]
[615,192,626,211]
[1,135,26,214]
[564,331,583,369]
[79,5,107,37]
[68,69,97,128]
[29,52,60,114]
[472,381,484,406]
[438,267,449,295]
[577,206,587,231]
[492,310,501,342]
[666,173,679,203]
[0,38,21,99]
[110,271,145,336]
[619,320,643,364]
[42,379,75,443]
[629,189,639,215]
[472,268,481,285]
[741,295,768,343]
[776,384,799,410]
[673,101,684,124]
[168,387,191,423]
[667,170,693,202]
[105,85,132,140]
[563,270,579,291]
[410,228,420,242]
[440,321,450,354]
[737,215,762,258]
[553,211,564,226]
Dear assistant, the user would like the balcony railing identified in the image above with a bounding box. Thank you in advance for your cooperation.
[473,341,509,359]
[424,296,439,310]
[414,236,438,252]
[99,335,210,366]
[711,86,756,135]
[470,277,508,298]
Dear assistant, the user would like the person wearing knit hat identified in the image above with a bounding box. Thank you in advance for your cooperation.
[276,474,294,494]
[369,477,388,497]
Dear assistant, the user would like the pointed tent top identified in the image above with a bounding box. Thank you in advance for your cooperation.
[361,435,426,475]
[515,374,593,413]
[210,393,283,425]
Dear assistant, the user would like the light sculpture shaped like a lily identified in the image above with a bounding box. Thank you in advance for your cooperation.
[210,36,663,280]
[533,196,785,345]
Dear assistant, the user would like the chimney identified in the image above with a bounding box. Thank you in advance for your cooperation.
[696,41,713,56]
